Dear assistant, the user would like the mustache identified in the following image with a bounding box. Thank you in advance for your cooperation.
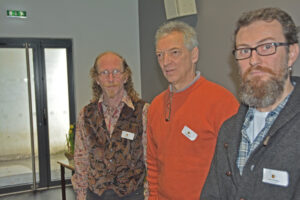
[242,66,276,80]
[102,83,119,87]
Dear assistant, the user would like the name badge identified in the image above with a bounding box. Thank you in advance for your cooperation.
[181,126,198,141]
[262,168,289,187]
[121,131,135,140]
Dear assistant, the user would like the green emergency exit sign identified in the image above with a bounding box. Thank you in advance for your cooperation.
[7,10,27,18]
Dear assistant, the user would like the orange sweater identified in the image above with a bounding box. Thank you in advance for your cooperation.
[147,77,239,200]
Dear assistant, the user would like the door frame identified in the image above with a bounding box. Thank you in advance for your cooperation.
[0,38,76,194]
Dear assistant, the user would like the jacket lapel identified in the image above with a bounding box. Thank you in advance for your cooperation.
[225,105,248,183]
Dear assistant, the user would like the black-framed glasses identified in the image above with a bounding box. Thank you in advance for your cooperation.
[233,42,290,60]
[98,69,123,78]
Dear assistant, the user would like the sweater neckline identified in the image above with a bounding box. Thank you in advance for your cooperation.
[169,75,205,97]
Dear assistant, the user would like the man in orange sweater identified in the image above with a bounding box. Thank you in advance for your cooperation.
[147,21,239,200]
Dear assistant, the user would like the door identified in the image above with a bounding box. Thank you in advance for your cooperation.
[0,38,75,194]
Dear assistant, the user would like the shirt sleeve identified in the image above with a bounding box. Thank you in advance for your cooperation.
[142,103,150,163]
[142,103,150,200]
[146,104,159,200]
[71,108,89,200]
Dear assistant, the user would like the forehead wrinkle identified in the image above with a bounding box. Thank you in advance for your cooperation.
[97,56,123,71]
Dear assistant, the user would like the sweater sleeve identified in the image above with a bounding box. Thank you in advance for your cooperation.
[212,91,239,135]
[200,146,221,200]
[142,103,150,200]
[71,108,89,200]
[291,179,300,199]
[146,104,159,200]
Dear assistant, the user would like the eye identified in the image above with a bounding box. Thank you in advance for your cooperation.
[262,43,274,50]
[170,49,180,57]
[156,52,163,59]
[100,70,109,76]
[238,48,250,55]
[112,69,121,75]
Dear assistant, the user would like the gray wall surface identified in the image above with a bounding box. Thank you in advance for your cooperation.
[139,0,300,102]
[0,0,141,113]
[1,1,300,106]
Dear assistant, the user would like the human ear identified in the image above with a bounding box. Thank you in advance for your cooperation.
[288,43,299,67]
[123,75,128,84]
[191,47,199,64]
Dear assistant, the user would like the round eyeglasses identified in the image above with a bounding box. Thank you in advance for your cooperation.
[233,42,290,60]
[98,69,123,78]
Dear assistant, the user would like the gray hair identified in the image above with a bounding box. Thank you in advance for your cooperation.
[155,20,198,50]
[234,7,298,46]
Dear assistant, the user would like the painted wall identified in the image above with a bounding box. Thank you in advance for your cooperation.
[0,0,140,158]
[0,0,141,112]
[139,0,300,102]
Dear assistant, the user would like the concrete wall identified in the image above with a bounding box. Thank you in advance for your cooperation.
[139,0,300,102]
[0,0,140,158]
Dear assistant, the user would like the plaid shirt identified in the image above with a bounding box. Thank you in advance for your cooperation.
[237,94,291,175]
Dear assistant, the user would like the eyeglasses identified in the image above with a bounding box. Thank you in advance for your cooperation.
[233,42,290,60]
[156,48,182,61]
[98,69,123,78]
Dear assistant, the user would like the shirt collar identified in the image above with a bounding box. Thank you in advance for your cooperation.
[170,70,201,93]
[98,91,135,110]
[243,89,293,131]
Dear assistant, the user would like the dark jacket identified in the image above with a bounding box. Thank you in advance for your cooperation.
[200,77,300,200]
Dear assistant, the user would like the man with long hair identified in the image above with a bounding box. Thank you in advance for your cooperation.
[72,51,148,200]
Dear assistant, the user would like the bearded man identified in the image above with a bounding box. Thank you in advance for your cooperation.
[201,7,300,200]
[72,52,148,200]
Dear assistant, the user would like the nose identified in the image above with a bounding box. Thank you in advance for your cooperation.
[107,72,114,82]
[249,49,261,67]
[162,52,171,66]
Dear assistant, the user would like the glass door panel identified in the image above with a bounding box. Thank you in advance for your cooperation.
[0,48,39,188]
[44,48,72,181]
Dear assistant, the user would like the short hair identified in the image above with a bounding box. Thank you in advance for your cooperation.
[90,51,140,102]
[234,7,299,46]
[155,20,198,50]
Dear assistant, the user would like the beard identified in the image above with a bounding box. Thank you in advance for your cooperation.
[239,65,288,108]
[102,83,123,99]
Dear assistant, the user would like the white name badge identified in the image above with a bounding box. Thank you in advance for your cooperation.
[181,126,198,141]
[121,131,135,140]
[262,168,289,187]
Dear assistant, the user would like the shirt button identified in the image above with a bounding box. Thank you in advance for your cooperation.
[226,171,232,176]
[224,143,229,148]
[250,165,255,171]
[109,159,113,162]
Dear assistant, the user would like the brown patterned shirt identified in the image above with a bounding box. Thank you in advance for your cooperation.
[72,93,149,200]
